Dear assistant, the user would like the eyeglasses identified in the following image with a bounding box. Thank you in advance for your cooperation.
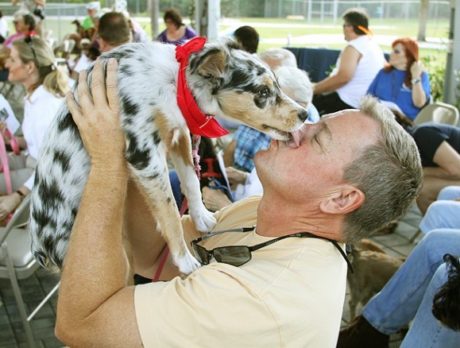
[24,35,39,67]
[191,227,353,271]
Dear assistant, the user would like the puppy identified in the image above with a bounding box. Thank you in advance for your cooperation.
[348,239,404,318]
[30,39,307,274]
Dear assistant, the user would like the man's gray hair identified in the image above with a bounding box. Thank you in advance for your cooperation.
[259,48,297,68]
[343,96,422,241]
[274,66,313,105]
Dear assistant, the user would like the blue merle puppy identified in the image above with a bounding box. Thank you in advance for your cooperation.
[30,40,307,274]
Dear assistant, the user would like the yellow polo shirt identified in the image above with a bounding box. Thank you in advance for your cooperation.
[135,197,347,347]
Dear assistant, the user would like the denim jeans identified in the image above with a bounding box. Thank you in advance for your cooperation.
[362,229,460,347]
[437,186,460,200]
[419,201,460,233]
[419,186,460,233]
[401,262,460,347]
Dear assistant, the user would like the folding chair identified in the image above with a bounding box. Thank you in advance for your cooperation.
[414,102,459,126]
[0,195,60,348]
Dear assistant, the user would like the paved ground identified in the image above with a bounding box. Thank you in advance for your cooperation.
[340,203,423,347]
[0,268,61,348]
[0,204,422,347]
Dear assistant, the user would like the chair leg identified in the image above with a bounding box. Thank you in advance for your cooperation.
[28,282,60,321]
[5,251,37,348]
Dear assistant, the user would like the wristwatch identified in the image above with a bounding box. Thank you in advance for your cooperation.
[411,78,421,85]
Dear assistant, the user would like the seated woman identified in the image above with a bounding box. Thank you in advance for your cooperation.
[367,38,431,124]
[338,229,460,348]
[0,36,68,220]
[312,8,385,115]
[156,8,196,46]
[410,123,460,214]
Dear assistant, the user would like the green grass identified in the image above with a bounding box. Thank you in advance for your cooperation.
[37,16,449,44]
[226,17,449,39]
[36,16,448,72]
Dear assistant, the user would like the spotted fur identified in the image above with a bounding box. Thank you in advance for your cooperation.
[30,40,307,274]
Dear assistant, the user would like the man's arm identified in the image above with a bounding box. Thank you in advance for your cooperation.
[55,59,142,347]
[313,46,361,95]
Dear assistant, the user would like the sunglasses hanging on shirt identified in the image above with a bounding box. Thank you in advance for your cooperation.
[191,226,353,272]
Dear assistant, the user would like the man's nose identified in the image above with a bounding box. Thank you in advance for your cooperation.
[297,108,308,122]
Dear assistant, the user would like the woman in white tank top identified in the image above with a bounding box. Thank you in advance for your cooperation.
[312,8,385,115]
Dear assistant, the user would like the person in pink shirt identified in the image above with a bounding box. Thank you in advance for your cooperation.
[4,11,36,48]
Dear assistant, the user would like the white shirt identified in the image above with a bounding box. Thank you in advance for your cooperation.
[0,94,20,134]
[0,17,8,38]
[73,53,93,73]
[234,168,263,201]
[22,86,64,189]
[335,35,385,108]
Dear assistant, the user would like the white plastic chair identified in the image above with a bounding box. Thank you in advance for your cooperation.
[414,102,460,126]
[0,195,60,347]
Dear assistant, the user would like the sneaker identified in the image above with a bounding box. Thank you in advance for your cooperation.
[337,315,389,348]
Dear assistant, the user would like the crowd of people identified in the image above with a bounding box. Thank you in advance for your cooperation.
[0,3,458,347]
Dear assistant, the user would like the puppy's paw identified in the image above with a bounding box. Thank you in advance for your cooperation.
[191,207,217,232]
[174,250,201,274]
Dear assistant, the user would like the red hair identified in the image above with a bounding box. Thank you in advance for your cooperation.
[384,37,419,88]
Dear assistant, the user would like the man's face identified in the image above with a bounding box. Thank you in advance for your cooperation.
[87,8,97,18]
[254,110,381,204]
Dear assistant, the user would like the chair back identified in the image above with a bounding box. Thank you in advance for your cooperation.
[0,195,36,278]
[0,194,60,348]
[414,102,460,126]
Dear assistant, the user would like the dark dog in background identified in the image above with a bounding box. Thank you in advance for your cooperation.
[432,253,460,331]
[347,239,404,318]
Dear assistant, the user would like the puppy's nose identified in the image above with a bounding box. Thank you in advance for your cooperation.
[297,108,308,122]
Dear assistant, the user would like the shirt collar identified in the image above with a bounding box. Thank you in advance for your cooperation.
[26,85,47,104]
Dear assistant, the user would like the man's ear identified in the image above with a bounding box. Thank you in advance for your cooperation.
[319,185,365,215]
[97,38,108,53]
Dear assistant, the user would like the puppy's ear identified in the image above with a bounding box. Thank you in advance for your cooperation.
[193,48,226,79]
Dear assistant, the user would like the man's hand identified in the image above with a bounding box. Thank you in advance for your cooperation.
[66,59,126,172]
[0,193,21,220]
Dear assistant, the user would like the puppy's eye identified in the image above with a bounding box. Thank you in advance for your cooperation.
[258,87,270,98]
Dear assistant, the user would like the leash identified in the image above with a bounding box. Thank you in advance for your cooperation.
[0,130,18,223]
[0,132,13,194]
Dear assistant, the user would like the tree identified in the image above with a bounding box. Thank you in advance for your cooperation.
[417,0,429,42]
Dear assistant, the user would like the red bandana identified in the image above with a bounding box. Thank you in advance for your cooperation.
[175,37,229,138]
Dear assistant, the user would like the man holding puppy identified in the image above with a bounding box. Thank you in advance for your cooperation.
[55,59,421,347]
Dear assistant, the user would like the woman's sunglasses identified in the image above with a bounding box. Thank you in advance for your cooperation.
[191,227,353,271]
